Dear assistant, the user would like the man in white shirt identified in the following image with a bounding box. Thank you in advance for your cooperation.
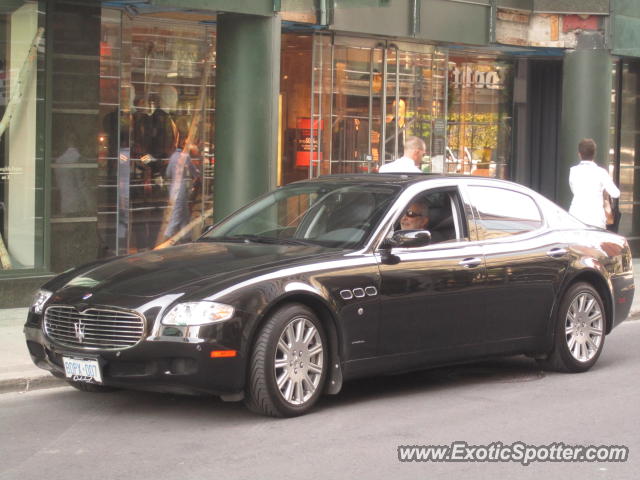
[378,136,425,173]
[569,138,620,229]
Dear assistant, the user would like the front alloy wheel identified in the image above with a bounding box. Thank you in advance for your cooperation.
[246,304,327,417]
[274,316,324,406]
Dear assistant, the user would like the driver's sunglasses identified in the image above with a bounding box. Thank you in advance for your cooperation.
[404,209,424,218]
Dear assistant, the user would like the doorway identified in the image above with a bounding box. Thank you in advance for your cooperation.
[309,36,447,176]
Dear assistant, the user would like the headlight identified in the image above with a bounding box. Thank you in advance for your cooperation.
[31,289,53,314]
[161,301,235,326]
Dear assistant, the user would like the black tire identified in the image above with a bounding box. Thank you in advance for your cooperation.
[245,304,328,417]
[538,282,606,373]
[67,380,117,393]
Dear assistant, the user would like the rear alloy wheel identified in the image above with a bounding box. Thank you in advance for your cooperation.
[540,282,606,373]
[246,304,327,417]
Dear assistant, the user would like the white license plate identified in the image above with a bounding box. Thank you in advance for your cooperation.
[63,357,103,383]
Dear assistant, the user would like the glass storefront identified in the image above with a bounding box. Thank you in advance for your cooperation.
[612,59,640,255]
[96,12,216,256]
[0,0,45,272]
[446,53,513,178]
[303,35,513,179]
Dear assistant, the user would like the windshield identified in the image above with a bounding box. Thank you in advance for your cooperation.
[201,181,401,248]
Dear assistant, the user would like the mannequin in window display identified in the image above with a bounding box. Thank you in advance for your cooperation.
[150,85,180,163]
[129,91,160,252]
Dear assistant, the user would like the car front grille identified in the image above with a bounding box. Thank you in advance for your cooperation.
[44,305,145,350]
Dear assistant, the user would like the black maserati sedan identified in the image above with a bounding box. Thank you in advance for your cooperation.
[25,174,635,417]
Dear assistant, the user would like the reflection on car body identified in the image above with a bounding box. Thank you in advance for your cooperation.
[25,174,635,417]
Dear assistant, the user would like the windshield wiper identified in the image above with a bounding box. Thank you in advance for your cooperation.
[205,234,313,246]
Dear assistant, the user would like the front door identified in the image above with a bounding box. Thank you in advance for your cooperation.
[376,186,487,365]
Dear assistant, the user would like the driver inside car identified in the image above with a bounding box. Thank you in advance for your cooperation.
[400,199,430,231]
[395,198,445,244]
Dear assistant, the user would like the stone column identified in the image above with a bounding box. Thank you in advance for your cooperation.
[214,13,281,220]
[557,31,612,208]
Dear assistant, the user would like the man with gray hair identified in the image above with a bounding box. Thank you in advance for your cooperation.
[378,136,426,173]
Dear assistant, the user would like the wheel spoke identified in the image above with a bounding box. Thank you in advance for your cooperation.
[276,371,289,388]
[586,336,599,353]
[308,344,323,358]
[286,325,296,346]
[274,359,289,370]
[584,297,595,315]
[588,312,602,324]
[307,362,322,375]
[303,373,316,391]
[571,340,581,359]
[567,335,577,352]
[278,338,291,355]
[294,319,304,342]
[586,325,603,337]
[294,380,304,403]
[577,294,586,313]
[303,325,317,346]
[283,378,294,401]
[565,324,576,336]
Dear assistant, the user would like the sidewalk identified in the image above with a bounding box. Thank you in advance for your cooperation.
[2,260,640,394]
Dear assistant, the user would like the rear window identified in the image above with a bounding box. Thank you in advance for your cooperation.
[468,186,543,239]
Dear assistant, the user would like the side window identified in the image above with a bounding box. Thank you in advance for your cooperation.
[394,188,468,244]
[468,186,543,239]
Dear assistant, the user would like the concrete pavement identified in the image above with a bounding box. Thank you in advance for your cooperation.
[2,259,640,394]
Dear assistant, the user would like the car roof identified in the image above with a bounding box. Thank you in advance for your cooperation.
[290,173,511,188]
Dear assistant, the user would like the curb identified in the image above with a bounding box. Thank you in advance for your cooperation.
[0,375,65,395]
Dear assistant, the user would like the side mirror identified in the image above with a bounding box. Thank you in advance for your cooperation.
[392,229,432,248]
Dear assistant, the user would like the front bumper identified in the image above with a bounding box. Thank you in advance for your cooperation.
[24,324,246,396]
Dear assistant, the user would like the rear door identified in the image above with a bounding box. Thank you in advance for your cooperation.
[464,183,570,345]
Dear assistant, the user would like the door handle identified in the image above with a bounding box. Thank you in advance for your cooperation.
[459,257,482,268]
[546,247,568,258]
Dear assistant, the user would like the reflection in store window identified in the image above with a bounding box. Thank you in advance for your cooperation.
[98,15,216,257]
[0,1,45,271]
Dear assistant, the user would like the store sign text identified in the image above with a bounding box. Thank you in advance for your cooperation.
[451,66,503,90]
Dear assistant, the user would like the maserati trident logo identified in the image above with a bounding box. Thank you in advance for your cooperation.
[74,319,86,343]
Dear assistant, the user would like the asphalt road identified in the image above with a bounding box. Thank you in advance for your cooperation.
[2,321,639,480]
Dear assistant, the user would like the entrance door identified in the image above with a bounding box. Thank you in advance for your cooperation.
[309,36,446,177]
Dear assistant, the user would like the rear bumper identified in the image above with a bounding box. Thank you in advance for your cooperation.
[611,272,635,329]
[24,325,246,396]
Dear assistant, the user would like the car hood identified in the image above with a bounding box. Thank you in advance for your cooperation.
[54,241,341,298]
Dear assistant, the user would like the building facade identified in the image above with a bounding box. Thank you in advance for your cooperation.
[1,0,639,306]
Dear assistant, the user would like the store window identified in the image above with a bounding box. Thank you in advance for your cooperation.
[302,37,513,181]
[0,1,45,272]
[98,14,216,257]
[307,36,447,177]
[446,54,513,178]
